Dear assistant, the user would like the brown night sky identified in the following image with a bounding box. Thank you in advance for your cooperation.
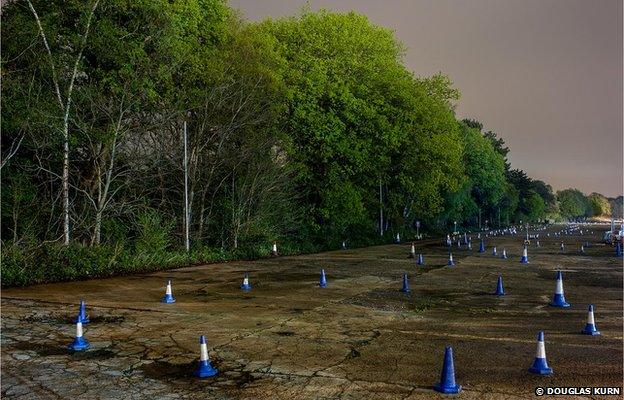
[229,0,623,197]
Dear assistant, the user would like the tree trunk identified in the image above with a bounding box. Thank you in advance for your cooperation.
[28,0,100,245]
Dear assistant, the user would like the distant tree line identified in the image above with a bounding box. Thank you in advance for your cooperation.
[1,1,620,284]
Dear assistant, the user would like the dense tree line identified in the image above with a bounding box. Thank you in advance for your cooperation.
[1,1,619,285]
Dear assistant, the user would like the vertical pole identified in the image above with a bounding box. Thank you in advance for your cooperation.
[183,120,190,252]
[379,177,383,236]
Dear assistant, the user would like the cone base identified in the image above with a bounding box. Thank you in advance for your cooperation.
[400,288,410,293]
[161,295,176,304]
[240,284,252,291]
[581,324,600,335]
[434,383,461,394]
[494,291,505,296]
[417,262,424,266]
[68,337,90,351]
[319,283,327,288]
[447,262,455,266]
[501,256,507,259]
[529,367,553,375]
[195,362,218,378]
[529,364,553,375]
[550,295,570,307]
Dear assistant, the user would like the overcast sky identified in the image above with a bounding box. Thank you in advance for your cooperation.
[229,0,623,197]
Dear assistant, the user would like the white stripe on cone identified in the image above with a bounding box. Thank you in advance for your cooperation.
[272,243,277,253]
[555,277,564,294]
[410,244,415,254]
[200,342,209,361]
[587,309,595,325]
[523,248,528,257]
[76,322,83,338]
[243,277,249,286]
[535,340,546,359]
[165,281,172,295]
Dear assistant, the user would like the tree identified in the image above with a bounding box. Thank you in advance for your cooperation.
[587,193,611,217]
[525,191,546,221]
[557,189,589,220]
[458,122,507,226]
[2,0,232,245]
[256,10,464,240]
[609,196,623,219]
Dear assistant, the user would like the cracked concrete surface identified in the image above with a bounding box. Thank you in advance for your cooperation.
[2,226,622,399]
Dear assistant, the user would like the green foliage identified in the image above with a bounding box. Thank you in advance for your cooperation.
[134,210,173,256]
[461,123,506,210]
[505,169,555,221]
[587,193,611,217]
[525,191,546,221]
[557,188,590,219]
[441,121,506,226]
[1,4,608,287]
[255,10,464,239]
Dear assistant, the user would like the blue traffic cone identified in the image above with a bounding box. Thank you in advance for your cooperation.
[494,275,505,296]
[319,269,327,288]
[400,273,410,293]
[581,304,600,335]
[492,246,497,256]
[194,335,218,378]
[417,253,424,266]
[240,273,252,291]
[162,280,176,303]
[501,248,508,259]
[549,271,570,308]
[447,253,455,266]
[74,300,89,324]
[520,247,529,264]
[528,331,553,375]
[433,346,461,394]
[68,321,90,351]
[478,239,485,253]
[616,242,622,257]
[409,242,416,258]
